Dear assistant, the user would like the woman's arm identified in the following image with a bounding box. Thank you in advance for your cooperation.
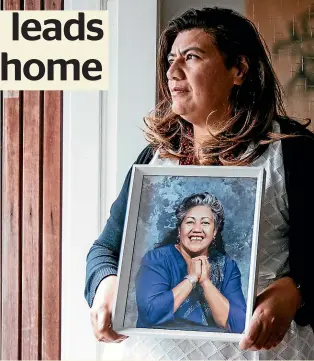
[84,145,153,307]
[198,256,230,329]
[201,279,230,328]
[221,259,247,333]
[200,257,246,333]
[136,252,202,325]
[172,258,202,312]
[136,255,175,326]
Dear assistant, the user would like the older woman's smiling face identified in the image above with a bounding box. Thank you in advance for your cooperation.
[167,28,239,131]
[179,205,217,257]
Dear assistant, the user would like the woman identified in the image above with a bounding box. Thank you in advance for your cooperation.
[85,6,314,359]
[136,192,246,333]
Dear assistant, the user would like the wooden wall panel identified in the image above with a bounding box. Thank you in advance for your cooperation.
[2,6,22,361]
[2,91,22,360]
[21,91,42,360]
[41,0,62,354]
[1,0,63,360]
[1,6,22,361]
[21,0,42,358]
[42,91,62,360]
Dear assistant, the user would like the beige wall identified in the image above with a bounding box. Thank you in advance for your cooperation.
[246,0,314,131]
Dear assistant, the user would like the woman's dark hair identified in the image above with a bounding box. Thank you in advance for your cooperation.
[156,192,226,256]
[144,7,303,165]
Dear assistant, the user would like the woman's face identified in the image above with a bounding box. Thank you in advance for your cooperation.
[179,205,217,257]
[166,28,239,129]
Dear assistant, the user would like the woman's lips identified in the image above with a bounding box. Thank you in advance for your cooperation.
[171,87,189,96]
[190,236,204,241]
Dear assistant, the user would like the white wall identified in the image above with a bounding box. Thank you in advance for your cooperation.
[106,0,157,204]
[62,91,102,360]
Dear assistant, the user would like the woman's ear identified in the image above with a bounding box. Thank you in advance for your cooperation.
[233,56,249,86]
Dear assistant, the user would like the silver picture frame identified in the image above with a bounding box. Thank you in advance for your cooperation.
[112,165,265,342]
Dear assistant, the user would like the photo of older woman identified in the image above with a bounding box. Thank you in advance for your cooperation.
[135,192,246,333]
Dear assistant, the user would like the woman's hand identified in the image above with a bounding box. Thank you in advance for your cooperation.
[90,275,128,343]
[198,256,211,285]
[188,257,202,280]
[239,277,302,351]
[175,244,202,281]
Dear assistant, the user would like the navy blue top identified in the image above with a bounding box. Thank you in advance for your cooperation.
[135,244,246,333]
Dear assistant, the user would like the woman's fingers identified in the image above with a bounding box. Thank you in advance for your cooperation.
[201,256,210,269]
[266,324,286,349]
[90,276,128,343]
[193,259,202,277]
[190,257,202,278]
[91,307,127,343]
[240,311,288,351]
[240,278,299,351]
[262,317,285,350]
[239,312,262,350]
[250,317,272,350]
[262,326,276,350]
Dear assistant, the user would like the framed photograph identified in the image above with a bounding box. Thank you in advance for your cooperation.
[112,165,265,342]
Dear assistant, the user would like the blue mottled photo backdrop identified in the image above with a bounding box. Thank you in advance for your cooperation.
[124,175,257,328]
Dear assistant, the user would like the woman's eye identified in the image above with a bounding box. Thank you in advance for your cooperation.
[186,220,194,224]
[202,221,210,225]
[186,53,198,60]
[168,58,174,65]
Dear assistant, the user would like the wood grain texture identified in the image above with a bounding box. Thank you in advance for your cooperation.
[24,0,41,10]
[42,91,62,360]
[21,91,42,360]
[2,4,21,359]
[21,0,42,356]
[1,0,63,358]
[2,95,22,360]
[42,5,62,360]
[4,0,19,10]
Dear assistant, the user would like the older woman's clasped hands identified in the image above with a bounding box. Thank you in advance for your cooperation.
[177,245,211,285]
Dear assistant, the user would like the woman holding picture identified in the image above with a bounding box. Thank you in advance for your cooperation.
[135,192,246,333]
[85,6,314,359]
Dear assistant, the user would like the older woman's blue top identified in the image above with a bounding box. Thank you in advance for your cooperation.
[135,244,246,333]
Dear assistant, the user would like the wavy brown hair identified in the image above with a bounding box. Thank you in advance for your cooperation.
[144,7,307,165]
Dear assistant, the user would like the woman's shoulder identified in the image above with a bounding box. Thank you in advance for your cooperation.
[142,244,175,264]
[277,117,314,140]
[134,144,154,165]
[219,254,240,272]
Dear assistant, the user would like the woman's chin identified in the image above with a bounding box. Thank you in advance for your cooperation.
[186,246,207,257]
[171,103,189,117]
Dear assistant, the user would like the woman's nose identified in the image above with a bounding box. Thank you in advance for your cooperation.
[193,222,202,232]
[166,59,184,81]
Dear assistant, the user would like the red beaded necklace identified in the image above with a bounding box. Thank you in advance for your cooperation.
[179,125,195,165]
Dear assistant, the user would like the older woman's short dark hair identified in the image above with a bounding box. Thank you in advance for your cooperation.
[175,192,225,232]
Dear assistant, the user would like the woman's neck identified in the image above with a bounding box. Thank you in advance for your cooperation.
[176,243,209,259]
[190,106,231,145]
